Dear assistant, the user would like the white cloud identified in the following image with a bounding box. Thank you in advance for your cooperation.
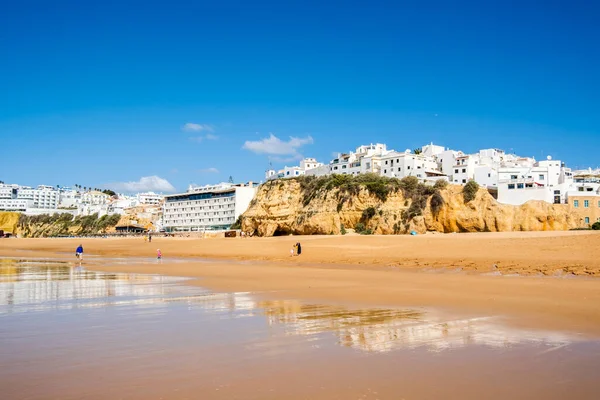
[198,167,219,174]
[108,176,176,193]
[242,134,313,157]
[182,123,213,132]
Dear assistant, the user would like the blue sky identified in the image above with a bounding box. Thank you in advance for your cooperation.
[1,0,598,193]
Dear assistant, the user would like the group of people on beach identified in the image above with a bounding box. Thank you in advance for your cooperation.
[290,242,302,257]
[74,243,162,262]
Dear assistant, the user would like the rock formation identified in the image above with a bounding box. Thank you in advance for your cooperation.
[241,177,579,236]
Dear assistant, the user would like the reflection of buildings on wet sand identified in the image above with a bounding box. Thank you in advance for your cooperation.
[259,300,577,353]
[0,262,175,311]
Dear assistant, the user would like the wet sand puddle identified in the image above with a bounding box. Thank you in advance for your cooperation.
[1,259,599,400]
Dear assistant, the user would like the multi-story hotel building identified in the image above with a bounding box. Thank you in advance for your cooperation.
[0,184,60,211]
[162,182,258,232]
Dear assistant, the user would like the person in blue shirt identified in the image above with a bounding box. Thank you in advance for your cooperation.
[76,244,83,260]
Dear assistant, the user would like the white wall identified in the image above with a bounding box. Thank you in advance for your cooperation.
[474,166,498,188]
[234,186,258,220]
[497,183,554,205]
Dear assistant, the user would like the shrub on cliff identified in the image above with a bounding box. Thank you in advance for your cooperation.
[430,191,444,216]
[433,179,448,190]
[362,207,376,220]
[592,222,600,230]
[463,180,479,203]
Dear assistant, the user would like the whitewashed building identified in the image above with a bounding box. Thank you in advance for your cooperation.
[497,157,573,205]
[162,182,258,232]
[265,158,324,180]
[80,190,110,205]
[380,150,446,182]
[137,191,164,205]
[0,184,60,212]
[305,143,392,177]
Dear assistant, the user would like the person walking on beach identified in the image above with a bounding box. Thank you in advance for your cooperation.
[296,242,302,256]
[148,234,152,243]
[75,244,84,260]
[157,249,162,260]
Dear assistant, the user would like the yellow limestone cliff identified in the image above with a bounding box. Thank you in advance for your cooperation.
[241,178,579,236]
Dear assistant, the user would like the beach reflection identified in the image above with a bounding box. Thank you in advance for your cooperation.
[259,300,577,352]
[0,259,582,354]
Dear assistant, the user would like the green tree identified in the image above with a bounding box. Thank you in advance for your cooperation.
[592,222,600,230]
[413,148,422,155]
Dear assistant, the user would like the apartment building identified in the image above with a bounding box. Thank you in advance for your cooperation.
[496,157,573,205]
[379,150,444,181]
[137,191,164,205]
[0,184,60,211]
[162,182,258,232]
[567,170,600,226]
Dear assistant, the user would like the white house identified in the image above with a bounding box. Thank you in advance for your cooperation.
[305,143,392,177]
[162,182,258,232]
[265,157,324,180]
[80,191,110,205]
[137,191,164,205]
[497,157,573,205]
[380,150,445,182]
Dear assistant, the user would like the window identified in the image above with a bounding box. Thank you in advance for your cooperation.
[385,161,388,165]
[462,179,466,184]
[384,169,387,174]
[417,166,421,169]
[584,200,589,208]
[462,169,466,173]
[585,217,590,224]
[511,175,518,180]
[488,173,491,178]
[454,169,459,174]
[539,175,545,180]
[398,167,401,172]
[517,183,524,189]
[407,166,411,170]
[508,184,515,189]
[554,190,560,195]
[573,200,579,207]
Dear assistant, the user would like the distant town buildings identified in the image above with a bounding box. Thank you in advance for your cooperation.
[262,140,597,226]
[0,184,60,212]
[162,182,258,232]
[137,191,164,206]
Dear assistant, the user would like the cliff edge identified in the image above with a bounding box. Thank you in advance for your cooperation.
[241,175,578,236]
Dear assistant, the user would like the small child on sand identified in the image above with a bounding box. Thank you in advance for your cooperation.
[157,249,162,260]
[290,246,295,257]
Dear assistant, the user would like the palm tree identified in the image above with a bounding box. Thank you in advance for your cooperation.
[413,148,422,155]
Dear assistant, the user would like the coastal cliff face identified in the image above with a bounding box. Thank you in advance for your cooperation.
[241,178,579,236]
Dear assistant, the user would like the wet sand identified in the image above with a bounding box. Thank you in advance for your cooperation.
[1,259,600,400]
[1,231,600,336]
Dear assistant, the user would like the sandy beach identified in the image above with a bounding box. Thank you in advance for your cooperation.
[1,231,600,336]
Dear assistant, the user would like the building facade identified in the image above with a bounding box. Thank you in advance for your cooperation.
[0,184,60,212]
[162,182,258,232]
[137,192,164,205]
[266,157,324,180]
[496,158,573,205]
